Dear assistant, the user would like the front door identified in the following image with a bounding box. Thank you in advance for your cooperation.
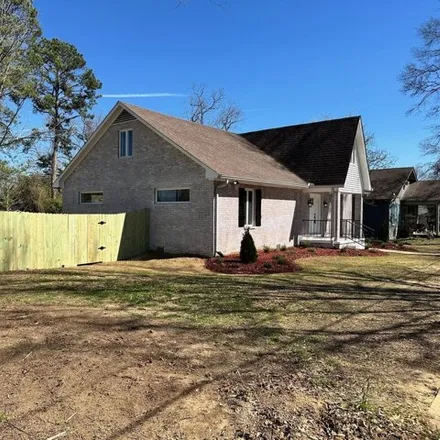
[308,194,321,235]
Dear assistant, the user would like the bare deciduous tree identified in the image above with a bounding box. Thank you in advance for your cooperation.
[80,115,104,143]
[400,17,440,178]
[188,84,224,125]
[187,84,242,131]
[216,104,243,131]
[367,148,396,170]
[364,130,396,169]
[367,148,397,170]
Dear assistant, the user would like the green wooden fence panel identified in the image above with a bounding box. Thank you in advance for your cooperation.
[0,209,149,271]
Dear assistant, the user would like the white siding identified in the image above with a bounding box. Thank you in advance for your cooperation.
[343,148,362,194]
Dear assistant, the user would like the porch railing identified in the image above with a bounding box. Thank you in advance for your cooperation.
[302,220,331,237]
[341,220,375,239]
[341,219,362,239]
[302,219,375,241]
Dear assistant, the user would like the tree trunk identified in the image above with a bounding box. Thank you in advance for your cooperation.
[50,137,58,199]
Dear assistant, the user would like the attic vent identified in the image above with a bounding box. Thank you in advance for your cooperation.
[113,110,136,125]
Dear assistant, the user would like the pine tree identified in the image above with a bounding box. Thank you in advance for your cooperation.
[0,0,41,150]
[31,38,102,196]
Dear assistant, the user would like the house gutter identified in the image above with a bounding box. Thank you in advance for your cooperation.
[218,175,307,189]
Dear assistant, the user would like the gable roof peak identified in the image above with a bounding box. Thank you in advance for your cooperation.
[240,115,362,186]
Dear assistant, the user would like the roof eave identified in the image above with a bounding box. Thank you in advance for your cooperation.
[218,175,308,189]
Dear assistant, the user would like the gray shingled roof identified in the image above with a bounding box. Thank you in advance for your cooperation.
[124,103,307,187]
[240,117,361,186]
[401,180,440,202]
[367,168,416,200]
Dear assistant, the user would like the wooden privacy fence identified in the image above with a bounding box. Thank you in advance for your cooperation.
[0,209,149,272]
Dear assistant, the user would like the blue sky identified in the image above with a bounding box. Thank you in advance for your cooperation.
[34,0,440,167]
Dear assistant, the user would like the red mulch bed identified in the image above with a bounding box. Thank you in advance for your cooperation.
[206,247,381,274]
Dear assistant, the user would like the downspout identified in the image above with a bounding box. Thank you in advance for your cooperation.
[213,179,231,257]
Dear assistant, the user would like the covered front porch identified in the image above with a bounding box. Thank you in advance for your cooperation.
[298,190,366,249]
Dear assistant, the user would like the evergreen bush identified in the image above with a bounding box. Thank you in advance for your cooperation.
[240,229,258,263]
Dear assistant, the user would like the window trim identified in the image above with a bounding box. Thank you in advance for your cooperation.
[79,191,104,205]
[351,148,356,164]
[244,188,255,227]
[119,129,133,158]
[155,188,191,204]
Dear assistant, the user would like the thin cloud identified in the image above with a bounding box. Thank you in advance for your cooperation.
[102,93,186,98]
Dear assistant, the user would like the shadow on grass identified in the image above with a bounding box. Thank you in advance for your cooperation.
[0,255,439,438]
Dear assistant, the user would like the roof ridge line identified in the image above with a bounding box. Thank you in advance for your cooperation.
[239,115,361,135]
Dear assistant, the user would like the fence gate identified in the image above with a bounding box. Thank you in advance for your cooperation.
[0,209,149,272]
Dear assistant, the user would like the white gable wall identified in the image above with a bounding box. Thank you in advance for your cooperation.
[343,145,363,194]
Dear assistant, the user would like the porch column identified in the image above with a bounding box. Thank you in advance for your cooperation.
[359,194,364,238]
[332,189,341,242]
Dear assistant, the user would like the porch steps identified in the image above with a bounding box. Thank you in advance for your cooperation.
[298,237,366,250]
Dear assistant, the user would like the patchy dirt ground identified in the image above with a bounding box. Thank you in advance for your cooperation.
[0,254,439,439]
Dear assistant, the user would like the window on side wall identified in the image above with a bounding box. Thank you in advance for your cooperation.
[238,188,262,227]
[119,129,133,157]
[79,192,103,204]
[156,189,190,203]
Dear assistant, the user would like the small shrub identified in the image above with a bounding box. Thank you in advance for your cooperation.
[276,244,281,251]
[273,255,287,265]
[216,255,224,265]
[263,262,272,269]
[380,242,386,248]
[358,377,373,412]
[340,246,347,253]
[280,244,287,251]
[263,245,270,253]
[307,247,316,253]
[240,229,258,263]
[301,240,310,248]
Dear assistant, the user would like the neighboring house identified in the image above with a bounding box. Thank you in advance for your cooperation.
[364,168,417,240]
[55,102,372,256]
[364,167,440,240]
[400,180,440,237]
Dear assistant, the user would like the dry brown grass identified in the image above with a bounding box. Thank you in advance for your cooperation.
[0,253,439,438]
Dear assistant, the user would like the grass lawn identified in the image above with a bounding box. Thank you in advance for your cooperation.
[0,253,439,439]
[399,237,440,254]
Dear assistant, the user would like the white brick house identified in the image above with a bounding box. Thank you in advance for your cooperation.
[55,102,372,256]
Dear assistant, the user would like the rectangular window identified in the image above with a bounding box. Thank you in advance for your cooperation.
[156,189,190,203]
[79,192,103,204]
[351,148,356,163]
[239,188,262,227]
[119,129,133,157]
[246,189,254,226]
